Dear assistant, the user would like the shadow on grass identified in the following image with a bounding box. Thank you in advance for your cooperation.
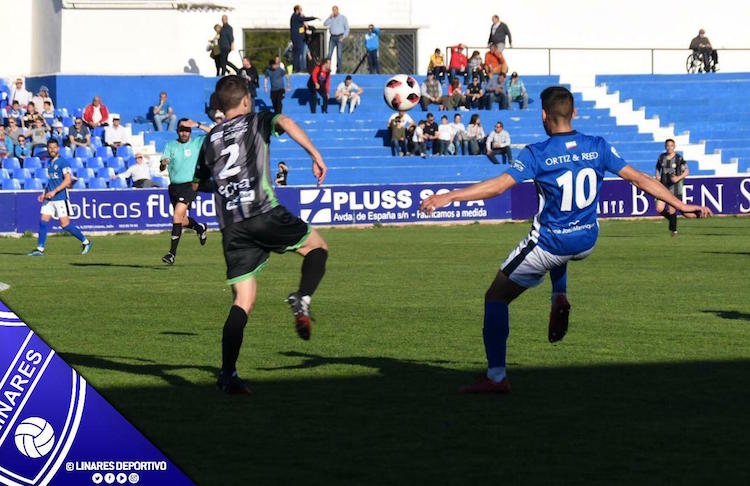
[70,263,168,270]
[702,251,750,256]
[69,351,750,486]
[702,309,750,321]
[160,331,200,336]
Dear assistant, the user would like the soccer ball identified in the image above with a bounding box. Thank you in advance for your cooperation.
[383,74,421,111]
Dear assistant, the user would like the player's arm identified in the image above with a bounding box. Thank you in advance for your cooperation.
[45,173,73,199]
[672,159,689,182]
[420,172,516,214]
[275,115,327,186]
[618,165,711,217]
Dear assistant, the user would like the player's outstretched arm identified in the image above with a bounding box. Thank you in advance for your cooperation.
[275,115,327,187]
[618,165,712,217]
[420,172,516,215]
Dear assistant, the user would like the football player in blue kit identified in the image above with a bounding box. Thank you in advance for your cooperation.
[28,138,92,256]
[419,86,712,393]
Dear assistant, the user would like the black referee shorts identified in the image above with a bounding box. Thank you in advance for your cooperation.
[168,182,197,208]
[221,206,311,285]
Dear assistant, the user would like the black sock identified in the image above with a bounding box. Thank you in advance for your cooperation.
[669,213,677,232]
[660,208,672,220]
[299,248,328,296]
[222,305,248,376]
[186,217,201,231]
[169,223,182,255]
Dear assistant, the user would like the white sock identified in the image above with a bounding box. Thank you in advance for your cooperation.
[82,239,90,245]
[301,295,311,306]
[487,367,506,383]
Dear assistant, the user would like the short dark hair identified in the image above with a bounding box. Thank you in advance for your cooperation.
[345,75,352,81]
[177,117,190,130]
[441,115,448,120]
[665,138,676,145]
[540,86,574,125]
[47,138,59,147]
[214,75,249,112]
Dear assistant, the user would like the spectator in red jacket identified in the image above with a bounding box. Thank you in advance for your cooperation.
[308,57,332,113]
[448,44,469,85]
[82,95,110,128]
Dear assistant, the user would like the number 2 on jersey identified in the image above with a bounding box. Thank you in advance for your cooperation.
[556,168,597,211]
[218,144,240,179]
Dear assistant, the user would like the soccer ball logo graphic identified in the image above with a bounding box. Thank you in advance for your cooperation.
[15,417,56,458]
[383,74,421,111]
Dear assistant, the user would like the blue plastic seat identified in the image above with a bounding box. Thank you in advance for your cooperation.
[106,156,125,171]
[86,156,104,169]
[116,145,134,159]
[62,116,74,128]
[87,177,108,189]
[72,178,86,189]
[32,146,48,157]
[12,168,31,180]
[61,146,73,158]
[109,177,128,189]
[23,157,42,169]
[2,157,20,170]
[92,126,105,139]
[1,179,21,190]
[92,136,102,148]
[24,178,44,190]
[68,157,85,170]
[96,146,113,158]
[76,167,95,180]
[152,176,168,187]
[74,146,93,159]
[97,167,115,179]
[0,168,9,179]
[34,167,49,180]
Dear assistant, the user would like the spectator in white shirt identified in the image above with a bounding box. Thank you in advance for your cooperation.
[437,115,454,155]
[32,86,54,112]
[486,120,512,164]
[450,113,469,155]
[104,114,130,151]
[112,153,160,188]
[10,78,32,106]
[387,110,413,129]
[412,120,427,157]
[335,75,364,113]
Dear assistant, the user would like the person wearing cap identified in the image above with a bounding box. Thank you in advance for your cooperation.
[112,153,160,188]
[104,114,130,150]
[420,72,444,111]
[689,29,719,72]
[505,72,528,109]
[448,44,469,85]
[50,120,66,146]
[10,78,31,106]
[32,86,54,112]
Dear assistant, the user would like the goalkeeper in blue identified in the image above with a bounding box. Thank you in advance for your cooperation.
[419,86,712,394]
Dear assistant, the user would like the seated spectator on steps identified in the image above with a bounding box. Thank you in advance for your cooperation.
[448,44,469,85]
[68,117,91,149]
[420,72,444,111]
[7,101,24,126]
[466,76,485,110]
[50,121,66,146]
[29,117,50,153]
[83,95,109,128]
[689,29,719,72]
[441,79,467,111]
[411,119,427,157]
[485,73,508,110]
[32,86,54,112]
[22,102,39,129]
[13,134,30,163]
[41,100,55,125]
[6,118,24,144]
[389,115,407,156]
[335,75,364,114]
[466,114,486,155]
[468,50,486,84]
[308,58,332,114]
[437,115,454,155]
[428,48,447,83]
[484,44,508,77]
[505,72,529,109]
[104,114,130,150]
[112,153,160,188]
[423,112,439,154]
[451,113,469,155]
[486,121,512,164]
[153,91,177,132]
[387,110,413,130]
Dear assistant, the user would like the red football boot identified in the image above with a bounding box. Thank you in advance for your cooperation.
[459,375,511,394]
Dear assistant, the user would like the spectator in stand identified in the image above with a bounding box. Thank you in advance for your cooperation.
[6,118,24,144]
[505,72,529,109]
[420,72,444,111]
[50,121,65,146]
[389,115,407,156]
[41,101,55,125]
[32,86,53,112]
[239,56,260,112]
[112,153,159,188]
[308,57,332,114]
[104,114,130,150]
[13,134,30,163]
[365,24,381,74]
[10,78,31,106]
[22,102,39,129]
[468,50,485,84]
[153,91,177,132]
[423,112,439,154]
[335,75,363,114]
[437,115,454,155]
[290,5,318,73]
[208,24,222,76]
[275,161,289,186]
[466,114,486,155]
[387,110,413,130]
[690,29,719,72]
[324,5,349,73]
[428,48,447,83]
[484,44,508,77]
[83,96,109,128]
[485,72,508,110]
[466,76,485,110]
[264,55,292,114]
[451,113,469,155]
[68,117,91,149]
[448,44,469,85]
[29,117,49,154]
[0,126,10,158]
[488,14,512,52]
[441,79,467,111]
[411,120,427,157]
[218,15,239,75]
[486,121,512,164]
[7,101,24,126]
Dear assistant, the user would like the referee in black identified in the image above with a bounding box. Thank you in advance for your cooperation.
[655,138,690,236]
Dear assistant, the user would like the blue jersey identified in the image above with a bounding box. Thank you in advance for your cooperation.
[506,131,627,255]
[45,157,73,201]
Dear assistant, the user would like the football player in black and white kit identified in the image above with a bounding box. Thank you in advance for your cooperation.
[194,75,328,394]
[655,138,691,236]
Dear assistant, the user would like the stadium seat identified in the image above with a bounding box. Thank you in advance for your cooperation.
[126,156,137,167]
[75,146,93,159]
[72,178,86,189]
[152,176,168,187]
[32,146,48,157]
[96,146,113,158]
[55,108,69,118]
[106,156,125,170]
[24,178,44,190]
[88,177,108,189]
[68,157,85,170]
[0,168,9,179]
[86,157,104,169]
[116,145,134,159]
[61,146,73,158]
[74,108,83,118]
[2,158,20,170]
[34,167,48,180]
[23,157,42,169]
[92,136,102,148]
[62,116,74,127]
[76,167,95,180]
[13,168,31,180]
[109,177,127,189]
[92,126,105,139]
[1,179,21,190]
[97,167,115,179]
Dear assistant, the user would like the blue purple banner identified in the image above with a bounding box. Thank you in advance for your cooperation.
[1,176,748,233]
[0,301,194,486]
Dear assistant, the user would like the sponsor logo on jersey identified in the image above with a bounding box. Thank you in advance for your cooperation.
[611,145,621,158]
[565,140,577,150]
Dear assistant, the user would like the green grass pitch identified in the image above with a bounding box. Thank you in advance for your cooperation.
[2,217,749,485]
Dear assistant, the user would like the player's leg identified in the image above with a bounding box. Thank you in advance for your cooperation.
[287,229,328,340]
[217,278,256,395]
[164,201,188,264]
[548,263,570,343]
[58,204,92,254]
[28,211,52,256]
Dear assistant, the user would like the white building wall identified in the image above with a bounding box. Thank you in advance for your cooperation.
[0,0,33,80]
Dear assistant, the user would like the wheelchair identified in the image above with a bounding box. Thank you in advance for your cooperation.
[686,50,716,73]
